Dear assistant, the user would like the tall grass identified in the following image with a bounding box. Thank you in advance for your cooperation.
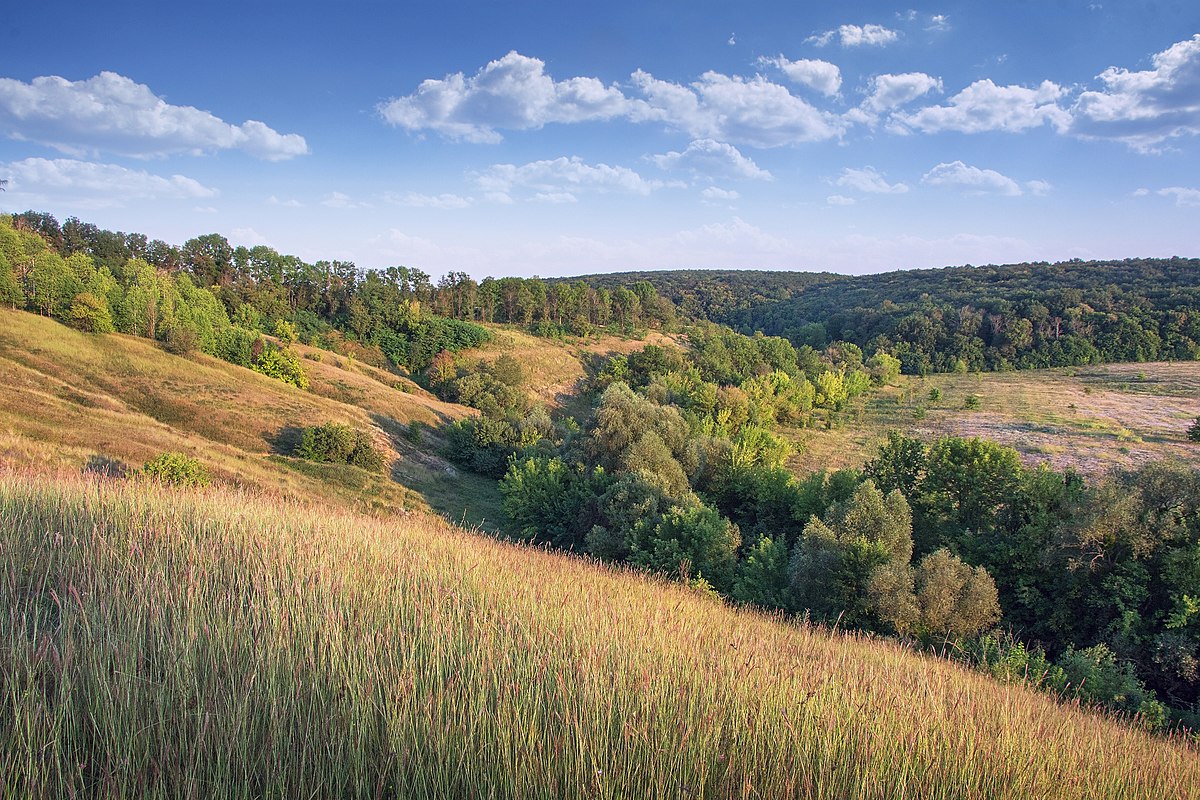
[1,470,1196,798]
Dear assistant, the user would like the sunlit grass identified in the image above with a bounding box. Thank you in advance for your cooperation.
[2,469,1195,798]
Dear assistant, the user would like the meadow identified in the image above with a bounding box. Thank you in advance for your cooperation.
[3,469,1197,799]
[787,362,1200,477]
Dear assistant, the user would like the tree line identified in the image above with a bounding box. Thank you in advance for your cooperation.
[569,260,1200,373]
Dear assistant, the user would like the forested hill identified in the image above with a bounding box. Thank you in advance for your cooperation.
[570,258,1200,374]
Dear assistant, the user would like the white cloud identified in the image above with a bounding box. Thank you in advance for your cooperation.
[836,166,909,194]
[649,139,773,180]
[921,161,1024,196]
[476,156,665,200]
[927,14,951,32]
[808,24,899,48]
[1158,186,1200,206]
[757,56,842,96]
[701,186,740,200]
[384,191,472,209]
[0,72,308,160]
[893,79,1070,134]
[826,194,856,206]
[1,157,217,202]
[1132,187,1150,197]
[863,73,943,113]
[267,195,303,208]
[1071,34,1200,151]
[193,205,218,213]
[377,51,633,143]
[321,191,370,209]
[630,69,843,147]
[1026,179,1053,196]
[382,53,843,148]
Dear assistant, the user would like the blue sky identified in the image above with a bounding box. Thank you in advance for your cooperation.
[1,1,1198,277]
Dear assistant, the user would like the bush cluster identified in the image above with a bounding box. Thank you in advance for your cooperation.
[142,452,210,487]
[295,423,386,472]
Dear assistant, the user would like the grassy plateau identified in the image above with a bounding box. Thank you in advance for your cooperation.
[2,470,1198,799]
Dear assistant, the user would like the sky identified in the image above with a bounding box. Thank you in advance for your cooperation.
[1,1,1198,279]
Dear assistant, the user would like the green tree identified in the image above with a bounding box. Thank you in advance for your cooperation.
[630,501,741,592]
[915,548,1001,638]
[67,292,115,333]
[0,251,25,307]
[790,480,919,632]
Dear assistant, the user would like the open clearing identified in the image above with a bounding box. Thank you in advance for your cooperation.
[787,362,1200,477]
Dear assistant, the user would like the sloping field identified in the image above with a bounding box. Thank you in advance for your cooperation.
[2,471,1196,799]
[0,309,499,522]
[788,362,1200,476]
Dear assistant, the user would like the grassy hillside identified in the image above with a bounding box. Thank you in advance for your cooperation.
[786,362,1200,476]
[3,470,1197,799]
[0,308,506,525]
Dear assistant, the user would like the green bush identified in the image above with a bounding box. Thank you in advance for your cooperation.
[1187,417,1200,442]
[295,423,385,472]
[256,344,309,389]
[964,394,981,410]
[142,453,210,487]
[67,292,114,334]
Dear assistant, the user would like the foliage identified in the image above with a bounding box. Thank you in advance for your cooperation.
[142,452,210,487]
[67,292,114,333]
[295,422,386,472]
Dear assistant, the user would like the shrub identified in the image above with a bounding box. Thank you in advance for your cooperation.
[1188,417,1200,442]
[142,452,210,487]
[964,394,981,410]
[67,292,114,334]
[295,423,385,472]
[256,344,309,389]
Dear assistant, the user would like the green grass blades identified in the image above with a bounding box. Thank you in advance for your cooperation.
[2,470,1197,799]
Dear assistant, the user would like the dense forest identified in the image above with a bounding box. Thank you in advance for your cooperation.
[571,260,1200,373]
[4,209,1200,733]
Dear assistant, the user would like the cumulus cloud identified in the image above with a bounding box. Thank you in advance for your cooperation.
[893,79,1070,134]
[757,56,842,96]
[827,194,856,206]
[1158,186,1200,206]
[927,14,951,32]
[630,70,843,147]
[381,53,843,148]
[378,51,633,143]
[649,139,773,180]
[1070,34,1200,151]
[701,186,740,200]
[384,191,472,209]
[836,166,908,194]
[0,72,308,160]
[267,195,303,208]
[476,156,665,201]
[807,24,899,48]
[1,157,217,201]
[921,161,1024,195]
[863,73,943,113]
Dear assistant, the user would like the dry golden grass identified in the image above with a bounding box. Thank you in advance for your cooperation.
[0,309,497,522]
[2,468,1196,799]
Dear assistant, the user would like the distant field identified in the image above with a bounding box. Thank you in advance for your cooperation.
[787,362,1200,476]
[3,470,1196,799]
